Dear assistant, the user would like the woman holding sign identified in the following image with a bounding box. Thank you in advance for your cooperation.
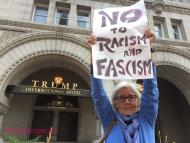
[88,29,158,143]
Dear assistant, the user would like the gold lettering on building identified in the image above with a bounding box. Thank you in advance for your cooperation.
[32,80,39,87]
[31,80,79,90]
[61,83,70,89]
[51,82,57,88]
[72,83,78,90]
[25,87,81,96]
[41,81,48,88]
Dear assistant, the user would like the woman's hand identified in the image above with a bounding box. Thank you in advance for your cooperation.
[87,34,96,51]
[144,28,156,44]
[87,34,96,63]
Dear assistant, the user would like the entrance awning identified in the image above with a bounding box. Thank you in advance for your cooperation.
[6,85,91,98]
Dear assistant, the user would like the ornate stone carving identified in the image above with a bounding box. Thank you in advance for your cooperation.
[155,39,190,48]
[0,50,90,86]
[0,32,89,56]
[152,0,165,14]
[153,44,190,60]
[0,32,90,86]
[0,30,24,46]
[0,102,8,113]
[0,19,91,35]
[156,61,190,74]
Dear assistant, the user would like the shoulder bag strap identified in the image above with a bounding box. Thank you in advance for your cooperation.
[98,119,116,143]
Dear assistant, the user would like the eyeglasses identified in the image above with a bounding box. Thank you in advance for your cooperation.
[115,95,137,103]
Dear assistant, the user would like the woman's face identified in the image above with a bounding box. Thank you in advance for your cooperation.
[115,87,139,116]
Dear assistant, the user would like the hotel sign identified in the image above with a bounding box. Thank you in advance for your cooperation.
[31,80,78,90]
[6,80,91,98]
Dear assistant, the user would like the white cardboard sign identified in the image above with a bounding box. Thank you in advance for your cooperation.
[92,0,153,80]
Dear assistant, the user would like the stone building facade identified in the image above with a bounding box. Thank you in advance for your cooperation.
[0,0,189,143]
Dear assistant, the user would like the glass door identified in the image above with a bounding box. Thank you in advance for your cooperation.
[57,112,78,142]
[30,110,53,141]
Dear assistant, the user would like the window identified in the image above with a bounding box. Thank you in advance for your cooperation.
[77,11,90,29]
[55,9,69,25]
[153,16,168,38]
[77,5,91,29]
[33,6,48,23]
[154,23,163,38]
[172,24,180,39]
[55,2,70,26]
[171,19,186,40]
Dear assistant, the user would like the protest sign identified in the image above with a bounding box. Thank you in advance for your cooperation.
[92,0,153,80]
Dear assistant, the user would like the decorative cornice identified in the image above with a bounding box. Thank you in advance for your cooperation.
[0,30,24,45]
[153,44,190,60]
[0,31,89,57]
[0,31,190,66]
[153,39,190,60]
[164,5,190,15]
[0,19,91,35]
[91,0,143,6]
[92,0,190,15]
[1,20,190,50]
[155,39,190,48]
[156,61,190,74]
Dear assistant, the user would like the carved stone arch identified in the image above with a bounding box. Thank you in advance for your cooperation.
[0,31,89,56]
[154,44,190,60]
[154,48,190,105]
[0,32,91,112]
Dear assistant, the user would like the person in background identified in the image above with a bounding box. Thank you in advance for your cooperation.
[88,29,159,143]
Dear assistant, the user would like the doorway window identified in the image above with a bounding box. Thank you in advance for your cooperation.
[31,95,79,142]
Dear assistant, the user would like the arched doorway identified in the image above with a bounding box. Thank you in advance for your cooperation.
[22,67,86,142]
[2,65,96,142]
[31,95,79,142]
[156,69,190,143]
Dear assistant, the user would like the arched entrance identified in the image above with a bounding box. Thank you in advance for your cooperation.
[2,55,97,142]
[157,77,190,143]
[23,67,87,142]
[0,32,99,142]
[155,58,190,143]
[150,45,190,142]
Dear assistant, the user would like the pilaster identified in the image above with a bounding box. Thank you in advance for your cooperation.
[47,0,56,24]
[69,3,77,28]
[165,17,173,39]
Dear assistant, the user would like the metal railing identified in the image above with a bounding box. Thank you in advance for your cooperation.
[156,115,176,143]
[156,130,176,143]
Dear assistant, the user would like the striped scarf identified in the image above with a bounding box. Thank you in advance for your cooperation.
[116,112,140,143]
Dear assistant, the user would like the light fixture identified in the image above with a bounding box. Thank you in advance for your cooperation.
[54,75,63,85]
[137,83,143,93]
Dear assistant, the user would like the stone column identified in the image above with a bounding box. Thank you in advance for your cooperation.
[147,15,154,30]
[90,7,94,29]
[69,3,77,28]
[51,111,59,141]
[92,119,102,143]
[0,102,8,143]
[165,17,173,39]
[0,114,4,133]
[0,115,4,143]
[180,18,188,40]
[47,0,56,24]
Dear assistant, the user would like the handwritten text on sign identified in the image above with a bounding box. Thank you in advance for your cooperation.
[92,0,153,79]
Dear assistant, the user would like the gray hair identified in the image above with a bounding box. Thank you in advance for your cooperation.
[111,81,141,110]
